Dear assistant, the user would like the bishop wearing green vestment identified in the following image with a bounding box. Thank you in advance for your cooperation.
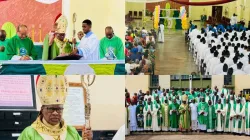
[18,75,92,140]
[99,26,124,60]
[0,30,8,60]
[6,25,37,60]
[161,99,169,131]
[178,94,191,131]
[42,15,73,60]
[198,97,208,131]
[169,98,180,131]
[136,100,144,131]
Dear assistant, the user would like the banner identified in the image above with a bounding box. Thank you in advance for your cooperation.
[169,0,235,6]
[35,0,59,4]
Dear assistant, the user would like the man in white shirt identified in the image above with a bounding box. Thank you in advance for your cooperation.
[190,99,198,132]
[233,62,246,75]
[213,57,225,75]
[72,19,99,60]
[230,14,237,26]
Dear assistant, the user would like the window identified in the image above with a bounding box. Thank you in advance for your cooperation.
[171,75,180,80]
[224,75,232,85]
[150,75,159,87]
[181,75,189,80]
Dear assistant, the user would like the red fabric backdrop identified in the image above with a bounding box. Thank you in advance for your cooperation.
[0,0,62,42]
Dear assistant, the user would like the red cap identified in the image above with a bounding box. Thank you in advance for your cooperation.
[54,13,62,23]
[36,75,40,85]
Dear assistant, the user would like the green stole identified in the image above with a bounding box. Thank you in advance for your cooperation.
[224,103,231,128]
[215,104,223,128]
[233,103,243,128]
[245,102,249,129]
[154,101,161,126]
[161,96,167,104]
[145,103,153,127]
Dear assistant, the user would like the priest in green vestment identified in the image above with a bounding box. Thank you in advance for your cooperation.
[161,99,169,131]
[0,30,9,60]
[178,94,191,132]
[99,26,124,60]
[152,96,162,132]
[242,97,250,135]
[161,92,168,104]
[136,100,144,131]
[5,25,37,60]
[230,98,244,135]
[215,99,224,132]
[198,97,208,131]
[18,75,92,140]
[42,15,73,60]
[223,99,232,133]
[206,100,216,132]
[169,98,180,131]
[143,97,153,131]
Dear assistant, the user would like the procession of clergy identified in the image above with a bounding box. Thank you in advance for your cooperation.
[0,14,124,61]
[125,86,250,136]
[188,14,250,75]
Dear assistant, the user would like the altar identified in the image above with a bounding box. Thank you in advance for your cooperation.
[0,60,125,75]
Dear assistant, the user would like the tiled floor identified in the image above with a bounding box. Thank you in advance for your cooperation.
[154,29,198,75]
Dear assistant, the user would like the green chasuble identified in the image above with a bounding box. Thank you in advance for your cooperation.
[136,104,144,128]
[207,105,216,130]
[161,103,169,127]
[42,35,72,60]
[144,103,153,128]
[18,126,82,140]
[5,35,37,60]
[99,36,124,60]
[178,104,191,129]
[169,103,180,129]
[198,102,208,125]
[0,39,9,60]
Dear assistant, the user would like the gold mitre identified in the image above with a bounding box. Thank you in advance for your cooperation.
[55,15,68,34]
[182,94,188,101]
[36,75,69,105]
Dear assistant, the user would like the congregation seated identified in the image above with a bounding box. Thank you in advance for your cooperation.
[189,24,250,75]
[125,27,156,75]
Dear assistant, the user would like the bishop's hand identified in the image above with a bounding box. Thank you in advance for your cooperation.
[70,48,78,55]
[20,56,31,60]
[83,127,93,140]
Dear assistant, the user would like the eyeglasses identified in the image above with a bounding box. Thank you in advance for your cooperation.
[44,107,64,113]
